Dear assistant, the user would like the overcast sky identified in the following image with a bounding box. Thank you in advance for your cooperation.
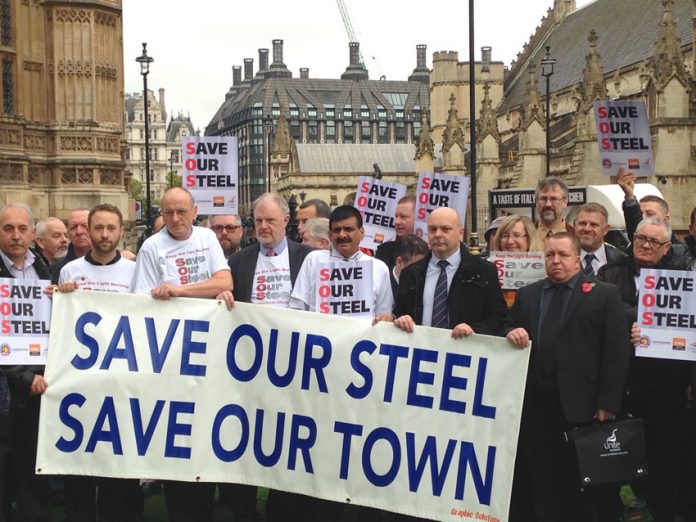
[123,0,594,131]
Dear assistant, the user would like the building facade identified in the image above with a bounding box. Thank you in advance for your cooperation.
[0,0,129,222]
[205,40,430,214]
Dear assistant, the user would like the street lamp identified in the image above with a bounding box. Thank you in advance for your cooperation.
[540,46,556,178]
[468,0,479,248]
[264,115,274,192]
[169,150,176,188]
[136,42,154,230]
[299,190,307,203]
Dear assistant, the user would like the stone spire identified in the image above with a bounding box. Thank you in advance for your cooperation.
[272,110,292,155]
[522,64,545,128]
[578,30,607,113]
[415,113,434,160]
[652,0,688,86]
[477,83,500,143]
[442,93,466,154]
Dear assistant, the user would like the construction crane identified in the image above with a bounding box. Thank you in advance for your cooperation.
[336,0,366,71]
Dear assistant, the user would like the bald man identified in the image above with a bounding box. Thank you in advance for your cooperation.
[394,207,510,338]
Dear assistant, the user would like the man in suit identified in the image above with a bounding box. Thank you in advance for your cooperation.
[389,234,428,299]
[375,195,415,271]
[598,217,691,521]
[0,203,52,522]
[507,232,630,522]
[218,192,313,522]
[573,202,626,276]
[393,207,509,338]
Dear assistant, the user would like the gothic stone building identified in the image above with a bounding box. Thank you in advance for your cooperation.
[0,0,129,222]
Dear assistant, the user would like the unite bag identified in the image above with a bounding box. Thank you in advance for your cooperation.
[565,417,649,486]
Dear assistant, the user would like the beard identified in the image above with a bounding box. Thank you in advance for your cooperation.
[540,210,558,225]
[92,240,117,255]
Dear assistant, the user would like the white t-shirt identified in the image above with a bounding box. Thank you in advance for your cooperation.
[290,248,393,319]
[59,253,135,293]
[250,248,293,308]
[131,226,229,294]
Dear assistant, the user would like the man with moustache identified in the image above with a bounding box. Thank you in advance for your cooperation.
[50,207,91,283]
[55,204,141,522]
[132,187,231,522]
[0,203,51,522]
[216,192,313,522]
[34,217,68,265]
[210,213,243,258]
[573,203,626,276]
[533,176,573,244]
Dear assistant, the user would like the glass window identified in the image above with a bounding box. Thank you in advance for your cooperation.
[361,107,369,118]
[290,107,299,118]
[378,109,387,119]
[326,120,336,143]
[344,108,352,118]
[308,107,317,118]
[361,123,371,141]
[326,108,335,118]
[382,92,408,108]
[308,120,318,142]
[413,120,421,139]
[396,110,404,119]
[396,121,405,142]
[272,107,280,117]
[344,120,354,141]
[378,121,388,143]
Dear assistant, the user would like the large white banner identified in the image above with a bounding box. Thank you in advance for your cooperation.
[636,269,696,361]
[38,292,529,522]
[0,277,52,365]
[182,136,238,214]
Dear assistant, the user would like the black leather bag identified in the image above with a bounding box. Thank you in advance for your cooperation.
[565,417,648,486]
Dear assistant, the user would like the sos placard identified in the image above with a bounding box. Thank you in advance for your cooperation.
[182,136,238,215]
[354,176,406,249]
[636,269,696,361]
[315,261,373,320]
[593,100,653,176]
[414,172,469,240]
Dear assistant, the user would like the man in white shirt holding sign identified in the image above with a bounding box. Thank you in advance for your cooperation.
[291,205,393,322]
[131,187,231,522]
[54,203,141,522]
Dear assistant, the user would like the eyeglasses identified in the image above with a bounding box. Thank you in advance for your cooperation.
[499,232,528,241]
[161,209,191,218]
[212,224,241,234]
[537,196,565,204]
[634,234,669,249]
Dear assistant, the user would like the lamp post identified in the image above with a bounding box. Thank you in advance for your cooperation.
[136,43,154,230]
[264,115,274,193]
[468,0,479,248]
[169,150,176,188]
[299,190,307,203]
[540,46,556,179]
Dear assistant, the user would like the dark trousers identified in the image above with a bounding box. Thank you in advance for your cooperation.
[0,396,49,522]
[217,483,258,520]
[163,481,215,522]
[624,392,687,522]
[64,475,143,522]
[509,387,622,522]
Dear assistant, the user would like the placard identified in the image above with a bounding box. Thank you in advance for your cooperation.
[315,260,373,320]
[414,172,469,240]
[593,100,653,176]
[488,252,546,290]
[0,277,52,365]
[182,136,238,214]
[636,269,696,361]
[354,176,406,250]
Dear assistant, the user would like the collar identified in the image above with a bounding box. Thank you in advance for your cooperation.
[543,270,581,291]
[537,219,567,238]
[262,237,288,257]
[329,246,361,261]
[581,245,607,265]
[392,266,400,284]
[85,251,121,266]
[429,245,461,269]
[0,248,35,271]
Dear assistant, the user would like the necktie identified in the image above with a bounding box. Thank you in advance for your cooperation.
[431,260,450,328]
[538,284,565,380]
[583,253,596,277]
[267,249,277,257]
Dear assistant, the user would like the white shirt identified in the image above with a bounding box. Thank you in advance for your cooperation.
[131,226,229,293]
[0,249,39,280]
[421,248,461,327]
[290,247,393,319]
[59,253,135,293]
[581,245,608,274]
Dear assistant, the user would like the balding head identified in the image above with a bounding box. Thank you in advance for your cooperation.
[427,208,463,259]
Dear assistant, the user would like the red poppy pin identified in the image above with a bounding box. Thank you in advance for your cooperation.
[581,282,595,293]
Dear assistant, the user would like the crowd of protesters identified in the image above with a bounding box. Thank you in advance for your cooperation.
[0,170,695,522]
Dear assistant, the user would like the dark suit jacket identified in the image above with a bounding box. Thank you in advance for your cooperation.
[0,250,50,409]
[394,243,511,336]
[511,272,630,424]
[375,240,399,271]
[228,241,314,303]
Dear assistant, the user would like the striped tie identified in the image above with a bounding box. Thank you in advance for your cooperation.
[583,253,596,277]
[431,260,450,328]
